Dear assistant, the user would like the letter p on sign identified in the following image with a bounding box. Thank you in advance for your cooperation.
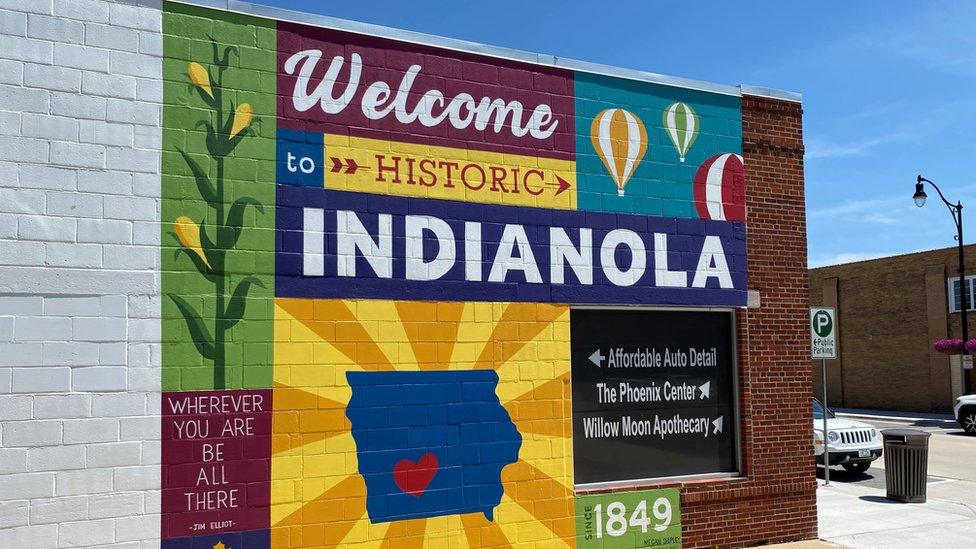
[810,307,836,359]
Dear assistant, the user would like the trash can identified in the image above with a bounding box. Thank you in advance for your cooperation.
[882,429,931,503]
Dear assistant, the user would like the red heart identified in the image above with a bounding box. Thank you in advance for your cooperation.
[393,452,439,498]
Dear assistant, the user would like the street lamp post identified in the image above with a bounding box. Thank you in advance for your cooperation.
[914,175,973,393]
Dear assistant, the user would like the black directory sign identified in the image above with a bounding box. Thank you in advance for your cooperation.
[571,309,738,485]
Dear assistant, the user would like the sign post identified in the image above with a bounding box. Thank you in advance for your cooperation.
[811,307,837,486]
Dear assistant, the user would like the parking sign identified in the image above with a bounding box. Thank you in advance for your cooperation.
[810,308,836,359]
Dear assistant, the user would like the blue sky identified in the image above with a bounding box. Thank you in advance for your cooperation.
[255,0,976,267]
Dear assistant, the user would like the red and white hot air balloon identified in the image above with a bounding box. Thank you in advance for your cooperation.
[693,153,745,222]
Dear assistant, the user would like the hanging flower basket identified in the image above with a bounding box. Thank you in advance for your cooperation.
[965,339,976,355]
[933,338,965,354]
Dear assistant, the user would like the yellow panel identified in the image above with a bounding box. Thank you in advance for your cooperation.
[491,494,574,548]
[323,134,576,210]
[516,433,573,491]
[347,300,418,369]
[272,297,577,547]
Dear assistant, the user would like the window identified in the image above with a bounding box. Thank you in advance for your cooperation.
[812,398,835,420]
[948,277,976,313]
[570,308,739,487]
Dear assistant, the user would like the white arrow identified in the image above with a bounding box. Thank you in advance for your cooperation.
[699,381,711,400]
[712,415,724,435]
[589,349,604,367]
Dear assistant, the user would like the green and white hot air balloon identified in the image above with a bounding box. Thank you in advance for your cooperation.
[662,102,699,163]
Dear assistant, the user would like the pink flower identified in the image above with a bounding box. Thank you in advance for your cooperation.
[934,339,965,354]
[965,339,976,354]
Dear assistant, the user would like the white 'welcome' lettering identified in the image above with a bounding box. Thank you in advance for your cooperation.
[284,50,559,140]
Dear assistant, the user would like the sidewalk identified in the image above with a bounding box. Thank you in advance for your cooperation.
[757,541,843,548]
[817,480,976,547]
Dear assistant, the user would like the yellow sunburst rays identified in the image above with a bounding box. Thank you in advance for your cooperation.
[271,299,384,540]
[271,298,576,548]
[394,301,465,371]
[272,475,367,548]
[466,302,576,547]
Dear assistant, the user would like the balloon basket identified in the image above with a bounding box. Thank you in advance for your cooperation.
[617,189,625,197]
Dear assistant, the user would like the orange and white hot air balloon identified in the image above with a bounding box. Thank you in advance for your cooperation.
[590,108,648,196]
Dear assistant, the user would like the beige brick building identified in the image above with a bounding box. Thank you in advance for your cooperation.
[810,245,976,413]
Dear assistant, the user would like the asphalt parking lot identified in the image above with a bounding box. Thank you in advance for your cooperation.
[815,410,976,547]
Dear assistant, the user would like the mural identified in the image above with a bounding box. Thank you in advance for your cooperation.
[172,40,262,390]
[160,2,745,547]
[271,299,573,546]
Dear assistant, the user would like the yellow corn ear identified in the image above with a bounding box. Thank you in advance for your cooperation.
[173,216,211,269]
[229,103,253,139]
[187,62,213,99]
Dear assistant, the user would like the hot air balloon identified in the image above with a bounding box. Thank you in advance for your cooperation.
[662,102,699,163]
[590,108,648,196]
[693,153,745,222]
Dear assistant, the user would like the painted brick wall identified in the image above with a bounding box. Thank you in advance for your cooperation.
[689,95,816,546]
[595,95,814,549]
[0,1,163,547]
[0,1,814,548]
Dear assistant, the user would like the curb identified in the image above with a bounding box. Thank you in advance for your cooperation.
[835,412,956,423]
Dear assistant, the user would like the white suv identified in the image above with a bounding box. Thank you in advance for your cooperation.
[813,398,883,474]
[954,394,976,435]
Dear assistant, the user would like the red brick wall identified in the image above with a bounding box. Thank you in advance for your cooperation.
[679,95,817,547]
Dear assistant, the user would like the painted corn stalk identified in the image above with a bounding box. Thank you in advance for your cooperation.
[170,38,262,389]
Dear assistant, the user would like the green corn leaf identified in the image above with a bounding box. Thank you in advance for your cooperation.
[226,124,255,156]
[219,45,238,69]
[223,276,265,330]
[198,221,223,270]
[208,35,237,68]
[194,119,224,158]
[185,82,216,109]
[170,294,216,360]
[208,35,221,66]
[174,243,219,282]
[167,230,204,270]
[177,148,217,204]
[220,100,236,138]
[223,196,263,248]
[193,84,217,109]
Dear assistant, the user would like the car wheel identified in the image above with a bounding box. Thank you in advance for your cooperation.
[842,462,870,474]
[961,409,976,435]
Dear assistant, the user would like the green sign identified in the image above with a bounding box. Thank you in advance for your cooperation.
[812,311,832,337]
[576,488,681,549]
[810,307,837,359]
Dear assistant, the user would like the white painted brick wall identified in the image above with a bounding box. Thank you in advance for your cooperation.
[0,0,162,547]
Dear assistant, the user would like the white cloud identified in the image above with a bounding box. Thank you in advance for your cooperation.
[807,197,903,221]
[813,2,976,77]
[865,213,897,225]
[804,140,869,160]
[805,133,912,160]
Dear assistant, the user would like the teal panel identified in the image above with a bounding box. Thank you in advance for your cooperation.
[574,73,742,218]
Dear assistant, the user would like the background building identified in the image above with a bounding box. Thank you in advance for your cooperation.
[810,245,976,413]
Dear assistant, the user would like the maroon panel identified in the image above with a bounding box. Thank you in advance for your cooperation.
[277,22,575,160]
[160,389,272,540]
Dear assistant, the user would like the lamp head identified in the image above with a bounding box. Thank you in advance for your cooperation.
[914,181,927,208]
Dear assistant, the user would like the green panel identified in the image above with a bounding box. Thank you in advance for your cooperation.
[161,2,276,391]
[575,488,682,548]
